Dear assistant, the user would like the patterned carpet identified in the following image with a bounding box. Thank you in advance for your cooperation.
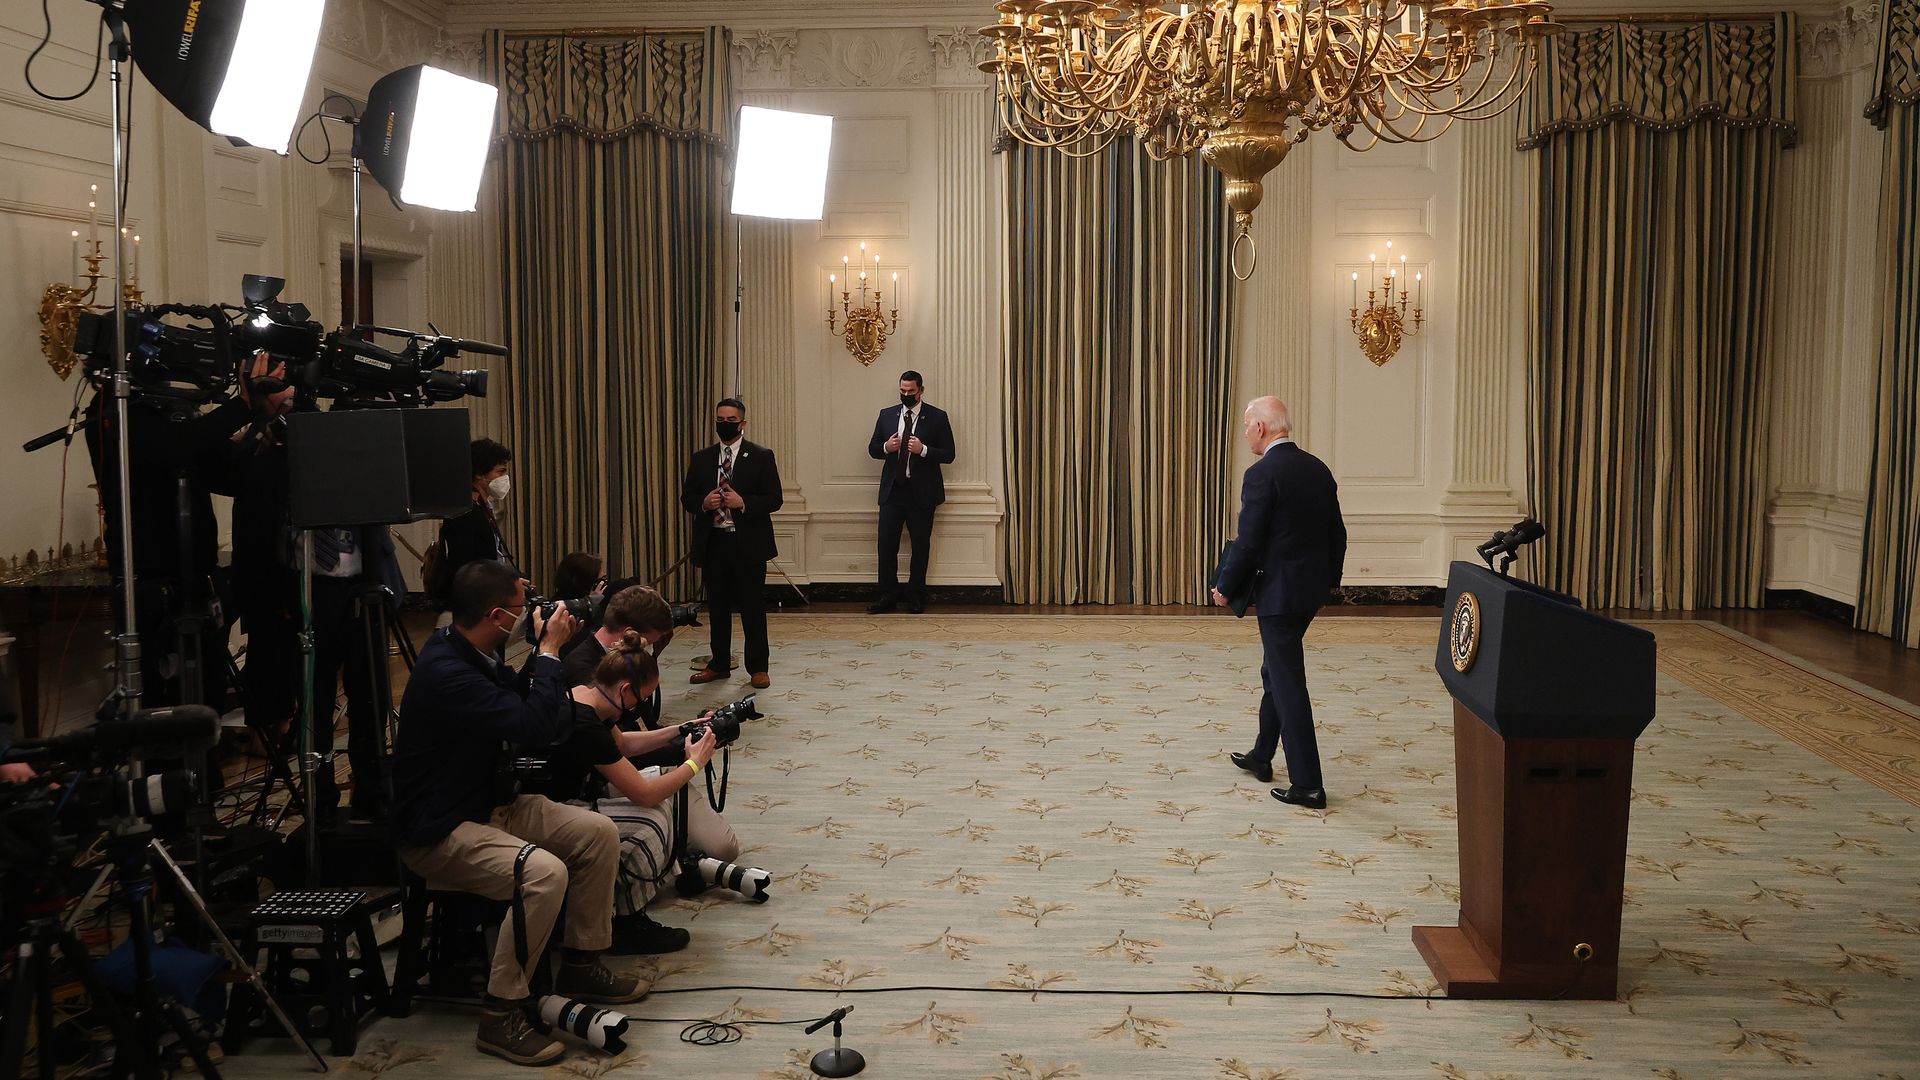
[226,615,1920,1080]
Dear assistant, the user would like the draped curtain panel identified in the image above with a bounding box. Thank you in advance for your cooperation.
[1859,0,1920,647]
[1000,140,1235,605]
[1523,15,1794,611]
[488,29,731,596]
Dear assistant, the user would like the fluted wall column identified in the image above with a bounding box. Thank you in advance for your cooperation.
[932,82,1000,504]
[738,89,799,481]
[1229,149,1310,477]
[1445,117,1523,510]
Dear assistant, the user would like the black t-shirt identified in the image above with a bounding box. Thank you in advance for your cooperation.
[525,701,623,803]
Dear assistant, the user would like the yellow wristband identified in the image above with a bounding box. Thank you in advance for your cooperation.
[686,758,702,776]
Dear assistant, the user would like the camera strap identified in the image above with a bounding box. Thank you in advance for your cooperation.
[511,843,538,973]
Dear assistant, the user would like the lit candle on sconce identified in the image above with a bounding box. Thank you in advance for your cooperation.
[133,234,141,281]
[71,229,81,281]
[1415,270,1423,309]
[88,184,98,244]
[1350,271,1358,308]
[829,273,836,308]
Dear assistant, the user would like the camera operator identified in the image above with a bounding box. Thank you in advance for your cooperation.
[529,632,742,954]
[85,361,254,710]
[428,440,517,607]
[390,559,642,1067]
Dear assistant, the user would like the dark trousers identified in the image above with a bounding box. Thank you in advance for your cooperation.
[702,533,769,674]
[876,496,936,599]
[311,575,389,810]
[1253,610,1321,791]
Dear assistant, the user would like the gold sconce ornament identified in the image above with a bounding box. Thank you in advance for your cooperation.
[826,241,900,366]
[1348,240,1423,367]
[40,184,142,379]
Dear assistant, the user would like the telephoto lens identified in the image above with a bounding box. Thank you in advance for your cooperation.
[676,855,772,902]
[537,996,631,1054]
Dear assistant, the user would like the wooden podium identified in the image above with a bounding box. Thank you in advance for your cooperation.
[1411,562,1655,1000]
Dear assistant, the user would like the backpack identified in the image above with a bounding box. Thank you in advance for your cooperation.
[422,527,455,609]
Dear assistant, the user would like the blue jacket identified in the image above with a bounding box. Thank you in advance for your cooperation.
[390,626,574,847]
[1217,442,1348,616]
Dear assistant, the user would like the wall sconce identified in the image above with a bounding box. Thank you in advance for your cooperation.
[1348,239,1423,367]
[40,184,142,380]
[826,240,900,366]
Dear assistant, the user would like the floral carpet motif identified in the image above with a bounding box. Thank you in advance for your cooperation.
[238,616,1917,1079]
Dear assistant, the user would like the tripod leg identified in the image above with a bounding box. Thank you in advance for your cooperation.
[1,941,42,1080]
[147,840,329,1073]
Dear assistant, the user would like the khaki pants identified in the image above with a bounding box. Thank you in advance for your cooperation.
[400,795,618,1000]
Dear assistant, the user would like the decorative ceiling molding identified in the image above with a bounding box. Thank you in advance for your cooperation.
[1798,2,1883,77]
[320,0,445,70]
[796,29,934,89]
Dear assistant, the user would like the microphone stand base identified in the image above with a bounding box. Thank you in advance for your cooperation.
[809,1047,866,1078]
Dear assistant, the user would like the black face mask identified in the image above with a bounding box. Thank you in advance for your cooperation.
[900,393,917,408]
[715,420,741,442]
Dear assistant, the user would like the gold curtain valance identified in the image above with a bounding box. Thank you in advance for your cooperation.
[1866,0,1920,127]
[1518,14,1798,150]
[488,28,732,146]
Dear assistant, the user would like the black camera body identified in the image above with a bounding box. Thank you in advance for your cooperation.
[679,694,761,749]
[75,305,236,406]
[521,593,609,644]
[669,602,701,628]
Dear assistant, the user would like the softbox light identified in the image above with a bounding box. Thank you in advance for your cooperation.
[355,65,499,212]
[125,0,325,155]
[731,106,833,220]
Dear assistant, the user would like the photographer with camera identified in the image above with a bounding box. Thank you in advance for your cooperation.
[390,559,642,1067]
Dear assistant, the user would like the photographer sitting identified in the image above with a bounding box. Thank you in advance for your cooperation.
[390,560,642,1068]
[531,632,742,954]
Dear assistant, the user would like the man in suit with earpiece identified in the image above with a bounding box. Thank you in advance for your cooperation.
[680,397,783,689]
[1214,396,1347,811]
[867,370,956,614]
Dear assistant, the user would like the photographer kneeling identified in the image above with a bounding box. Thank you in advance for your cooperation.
[390,560,642,1068]
[530,632,744,955]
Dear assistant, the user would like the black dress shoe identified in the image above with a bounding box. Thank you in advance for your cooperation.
[867,598,897,614]
[1229,752,1273,784]
[907,597,926,614]
[1271,786,1328,810]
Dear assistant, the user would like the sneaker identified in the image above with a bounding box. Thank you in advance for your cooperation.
[554,955,647,1004]
[609,910,691,955]
[477,1003,565,1067]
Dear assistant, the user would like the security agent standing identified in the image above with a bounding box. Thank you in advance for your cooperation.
[866,370,956,614]
[679,398,783,689]
[390,560,643,1067]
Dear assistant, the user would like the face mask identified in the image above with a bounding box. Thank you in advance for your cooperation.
[715,420,741,442]
[488,474,512,501]
[900,393,917,408]
[494,605,528,645]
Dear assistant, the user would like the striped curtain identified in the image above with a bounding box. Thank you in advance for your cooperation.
[999,139,1235,605]
[1523,16,1795,610]
[1860,0,1920,647]
[488,29,731,596]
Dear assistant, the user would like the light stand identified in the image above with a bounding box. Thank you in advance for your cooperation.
[98,0,143,719]
[806,1007,865,1077]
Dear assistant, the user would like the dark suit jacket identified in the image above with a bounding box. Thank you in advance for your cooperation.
[867,403,956,507]
[680,439,783,566]
[441,499,514,578]
[1216,442,1348,616]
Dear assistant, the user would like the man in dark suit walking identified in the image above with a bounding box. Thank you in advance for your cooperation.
[680,397,784,688]
[866,370,956,614]
[1213,396,1347,810]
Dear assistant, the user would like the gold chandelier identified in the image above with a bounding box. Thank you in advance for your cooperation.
[980,0,1559,277]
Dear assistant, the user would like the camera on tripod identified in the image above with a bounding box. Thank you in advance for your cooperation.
[232,275,499,407]
[678,694,761,750]
[74,305,237,406]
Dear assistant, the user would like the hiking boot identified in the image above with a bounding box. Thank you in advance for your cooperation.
[554,954,647,1004]
[477,1002,565,1067]
[609,910,691,956]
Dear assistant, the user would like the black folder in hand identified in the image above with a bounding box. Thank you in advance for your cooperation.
[1214,540,1260,618]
